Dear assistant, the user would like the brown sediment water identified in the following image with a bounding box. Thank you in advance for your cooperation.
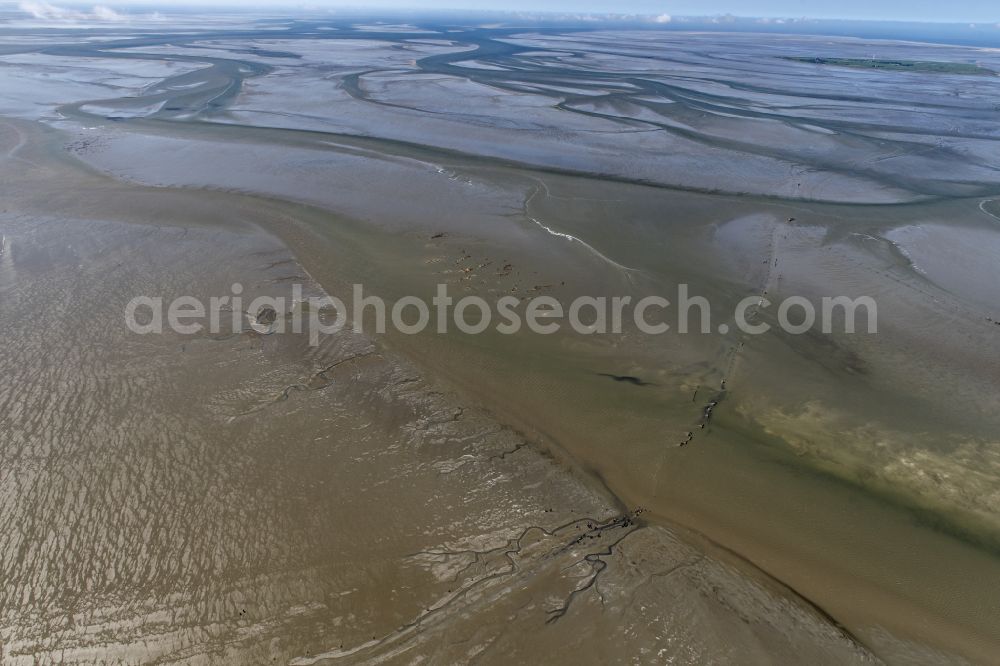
[0,118,876,665]
[3,20,1000,664]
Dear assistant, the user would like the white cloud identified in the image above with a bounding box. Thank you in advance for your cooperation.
[653,13,671,24]
[92,5,126,21]
[18,1,84,20]
[18,1,127,22]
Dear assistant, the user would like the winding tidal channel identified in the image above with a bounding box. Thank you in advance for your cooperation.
[2,11,1000,664]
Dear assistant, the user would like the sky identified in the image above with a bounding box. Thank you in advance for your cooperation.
[8,0,1000,24]
[396,0,1000,23]
[644,1,999,22]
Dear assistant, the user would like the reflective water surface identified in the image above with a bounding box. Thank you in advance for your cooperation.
[2,15,1000,664]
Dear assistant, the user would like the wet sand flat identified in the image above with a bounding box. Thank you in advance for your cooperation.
[0,118,873,665]
[2,12,1000,665]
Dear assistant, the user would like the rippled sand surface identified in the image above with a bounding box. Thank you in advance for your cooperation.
[2,11,1000,664]
[0,120,875,664]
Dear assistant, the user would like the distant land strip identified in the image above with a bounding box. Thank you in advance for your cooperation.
[782,56,996,75]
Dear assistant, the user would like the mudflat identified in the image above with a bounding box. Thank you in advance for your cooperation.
[2,11,1000,665]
